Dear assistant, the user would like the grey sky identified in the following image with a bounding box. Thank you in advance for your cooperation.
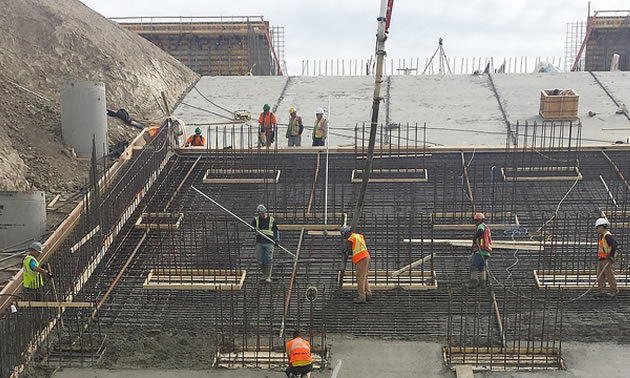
[80,0,628,74]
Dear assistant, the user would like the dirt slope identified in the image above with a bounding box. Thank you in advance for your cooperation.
[0,0,199,192]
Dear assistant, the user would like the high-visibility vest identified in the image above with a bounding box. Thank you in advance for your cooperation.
[186,134,205,146]
[146,127,160,138]
[287,337,312,366]
[23,255,43,289]
[258,112,277,129]
[313,118,325,138]
[288,116,301,137]
[347,233,369,264]
[255,215,275,238]
[598,231,613,259]
[472,223,492,254]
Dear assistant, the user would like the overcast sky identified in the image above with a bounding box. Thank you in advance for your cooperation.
[80,0,628,74]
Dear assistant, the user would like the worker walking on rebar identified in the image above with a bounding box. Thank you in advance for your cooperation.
[341,226,372,304]
[23,242,52,293]
[258,104,277,147]
[184,127,205,147]
[285,330,313,378]
[251,204,279,283]
[595,218,619,297]
[286,107,303,147]
[312,108,327,147]
[467,213,492,288]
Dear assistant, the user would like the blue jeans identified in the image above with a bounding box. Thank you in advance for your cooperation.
[312,138,325,146]
[288,135,301,147]
[471,252,488,272]
[256,243,274,265]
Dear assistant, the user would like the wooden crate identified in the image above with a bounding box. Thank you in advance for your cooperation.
[539,89,579,120]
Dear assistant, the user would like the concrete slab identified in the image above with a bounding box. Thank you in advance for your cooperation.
[492,72,630,145]
[172,73,630,148]
[52,340,630,378]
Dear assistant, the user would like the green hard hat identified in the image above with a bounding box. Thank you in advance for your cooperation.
[195,127,201,135]
[263,104,270,111]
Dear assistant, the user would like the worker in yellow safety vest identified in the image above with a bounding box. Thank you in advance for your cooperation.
[250,204,279,283]
[341,226,372,304]
[595,218,619,298]
[23,242,51,292]
[285,330,312,377]
[311,108,327,147]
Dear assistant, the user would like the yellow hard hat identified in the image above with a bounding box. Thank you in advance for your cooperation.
[289,107,296,114]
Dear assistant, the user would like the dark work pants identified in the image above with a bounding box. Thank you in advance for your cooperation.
[285,363,312,377]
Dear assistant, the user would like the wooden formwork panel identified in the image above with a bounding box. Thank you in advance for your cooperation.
[443,346,564,371]
[501,166,582,182]
[135,212,183,230]
[351,168,428,183]
[203,169,281,184]
[342,270,437,290]
[539,89,579,120]
[143,269,246,290]
[533,269,630,289]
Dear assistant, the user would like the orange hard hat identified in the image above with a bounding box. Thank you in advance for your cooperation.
[473,213,485,220]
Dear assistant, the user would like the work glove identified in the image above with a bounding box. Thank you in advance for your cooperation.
[607,255,617,263]
[47,271,54,279]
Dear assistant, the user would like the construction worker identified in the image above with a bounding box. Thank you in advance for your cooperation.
[595,218,619,297]
[286,107,303,147]
[312,108,327,146]
[285,330,313,378]
[23,242,51,291]
[341,226,372,304]
[250,204,279,283]
[185,127,205,147]
[467,213,492,288]
[142,125,160,143]
[258,104,277,147]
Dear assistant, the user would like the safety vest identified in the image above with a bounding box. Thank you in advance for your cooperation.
[187,134,205,146]
[598,231,613,259]
[348,233,369,264]
[472,223,492,255]
[288,116,300,136]
[255,215,275,238]
[287,337,312,366]
[258,112,276,129]
[23,255,43,289]
[146,127,159,138]
[313,118,325,138]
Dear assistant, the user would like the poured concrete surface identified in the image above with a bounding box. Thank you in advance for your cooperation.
[172,73,630,147]
[53,338,630,378]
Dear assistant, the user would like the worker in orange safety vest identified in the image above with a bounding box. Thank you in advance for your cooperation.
[341,225,372,304]
[185,127,205,147]
[466,212,492,288]
[285,330,312,378]
[595,217,619,297]
[258,103,277,147]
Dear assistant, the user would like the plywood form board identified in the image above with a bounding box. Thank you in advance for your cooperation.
[534,269,630,289]
[202,169,281,184]
[500,166,582,181]
[342,270,437,290]
[143,269,246,290]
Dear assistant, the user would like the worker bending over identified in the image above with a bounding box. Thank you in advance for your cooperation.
[467,213,492,288]
[185,127,205,147]
[251,204,279,283]
[341,226,372,304]
[312,108,327,146]
[595,218,619,297]
[23,242,52,293]
[258,104,277,147]
[285,330,313,377]
[286,107,303,147]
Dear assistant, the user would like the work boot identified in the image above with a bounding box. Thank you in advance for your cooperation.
[366,293,373,302]
[265,265,272,283]
[465,272,479,288]
[353,296,366,304]
[259,264,266,282]
[606,291,619,298]
[478,271,488,288]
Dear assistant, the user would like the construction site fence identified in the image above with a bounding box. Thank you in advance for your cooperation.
[300,56,565,76]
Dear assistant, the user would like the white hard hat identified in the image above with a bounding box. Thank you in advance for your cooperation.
[595,218,608,228]
[256,204,267,215]
[315,107,324,115]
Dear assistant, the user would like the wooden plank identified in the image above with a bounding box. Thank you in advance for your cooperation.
[203,169,281,184]
[47,194,61,209]
[501,166,582,182]
[433,224,517,231]
[391,254,434,277]
[70,225,101,253]
[351,168,428,183]
[308,230,341,236]
[17,301,94,308]
[279,224,341,231]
